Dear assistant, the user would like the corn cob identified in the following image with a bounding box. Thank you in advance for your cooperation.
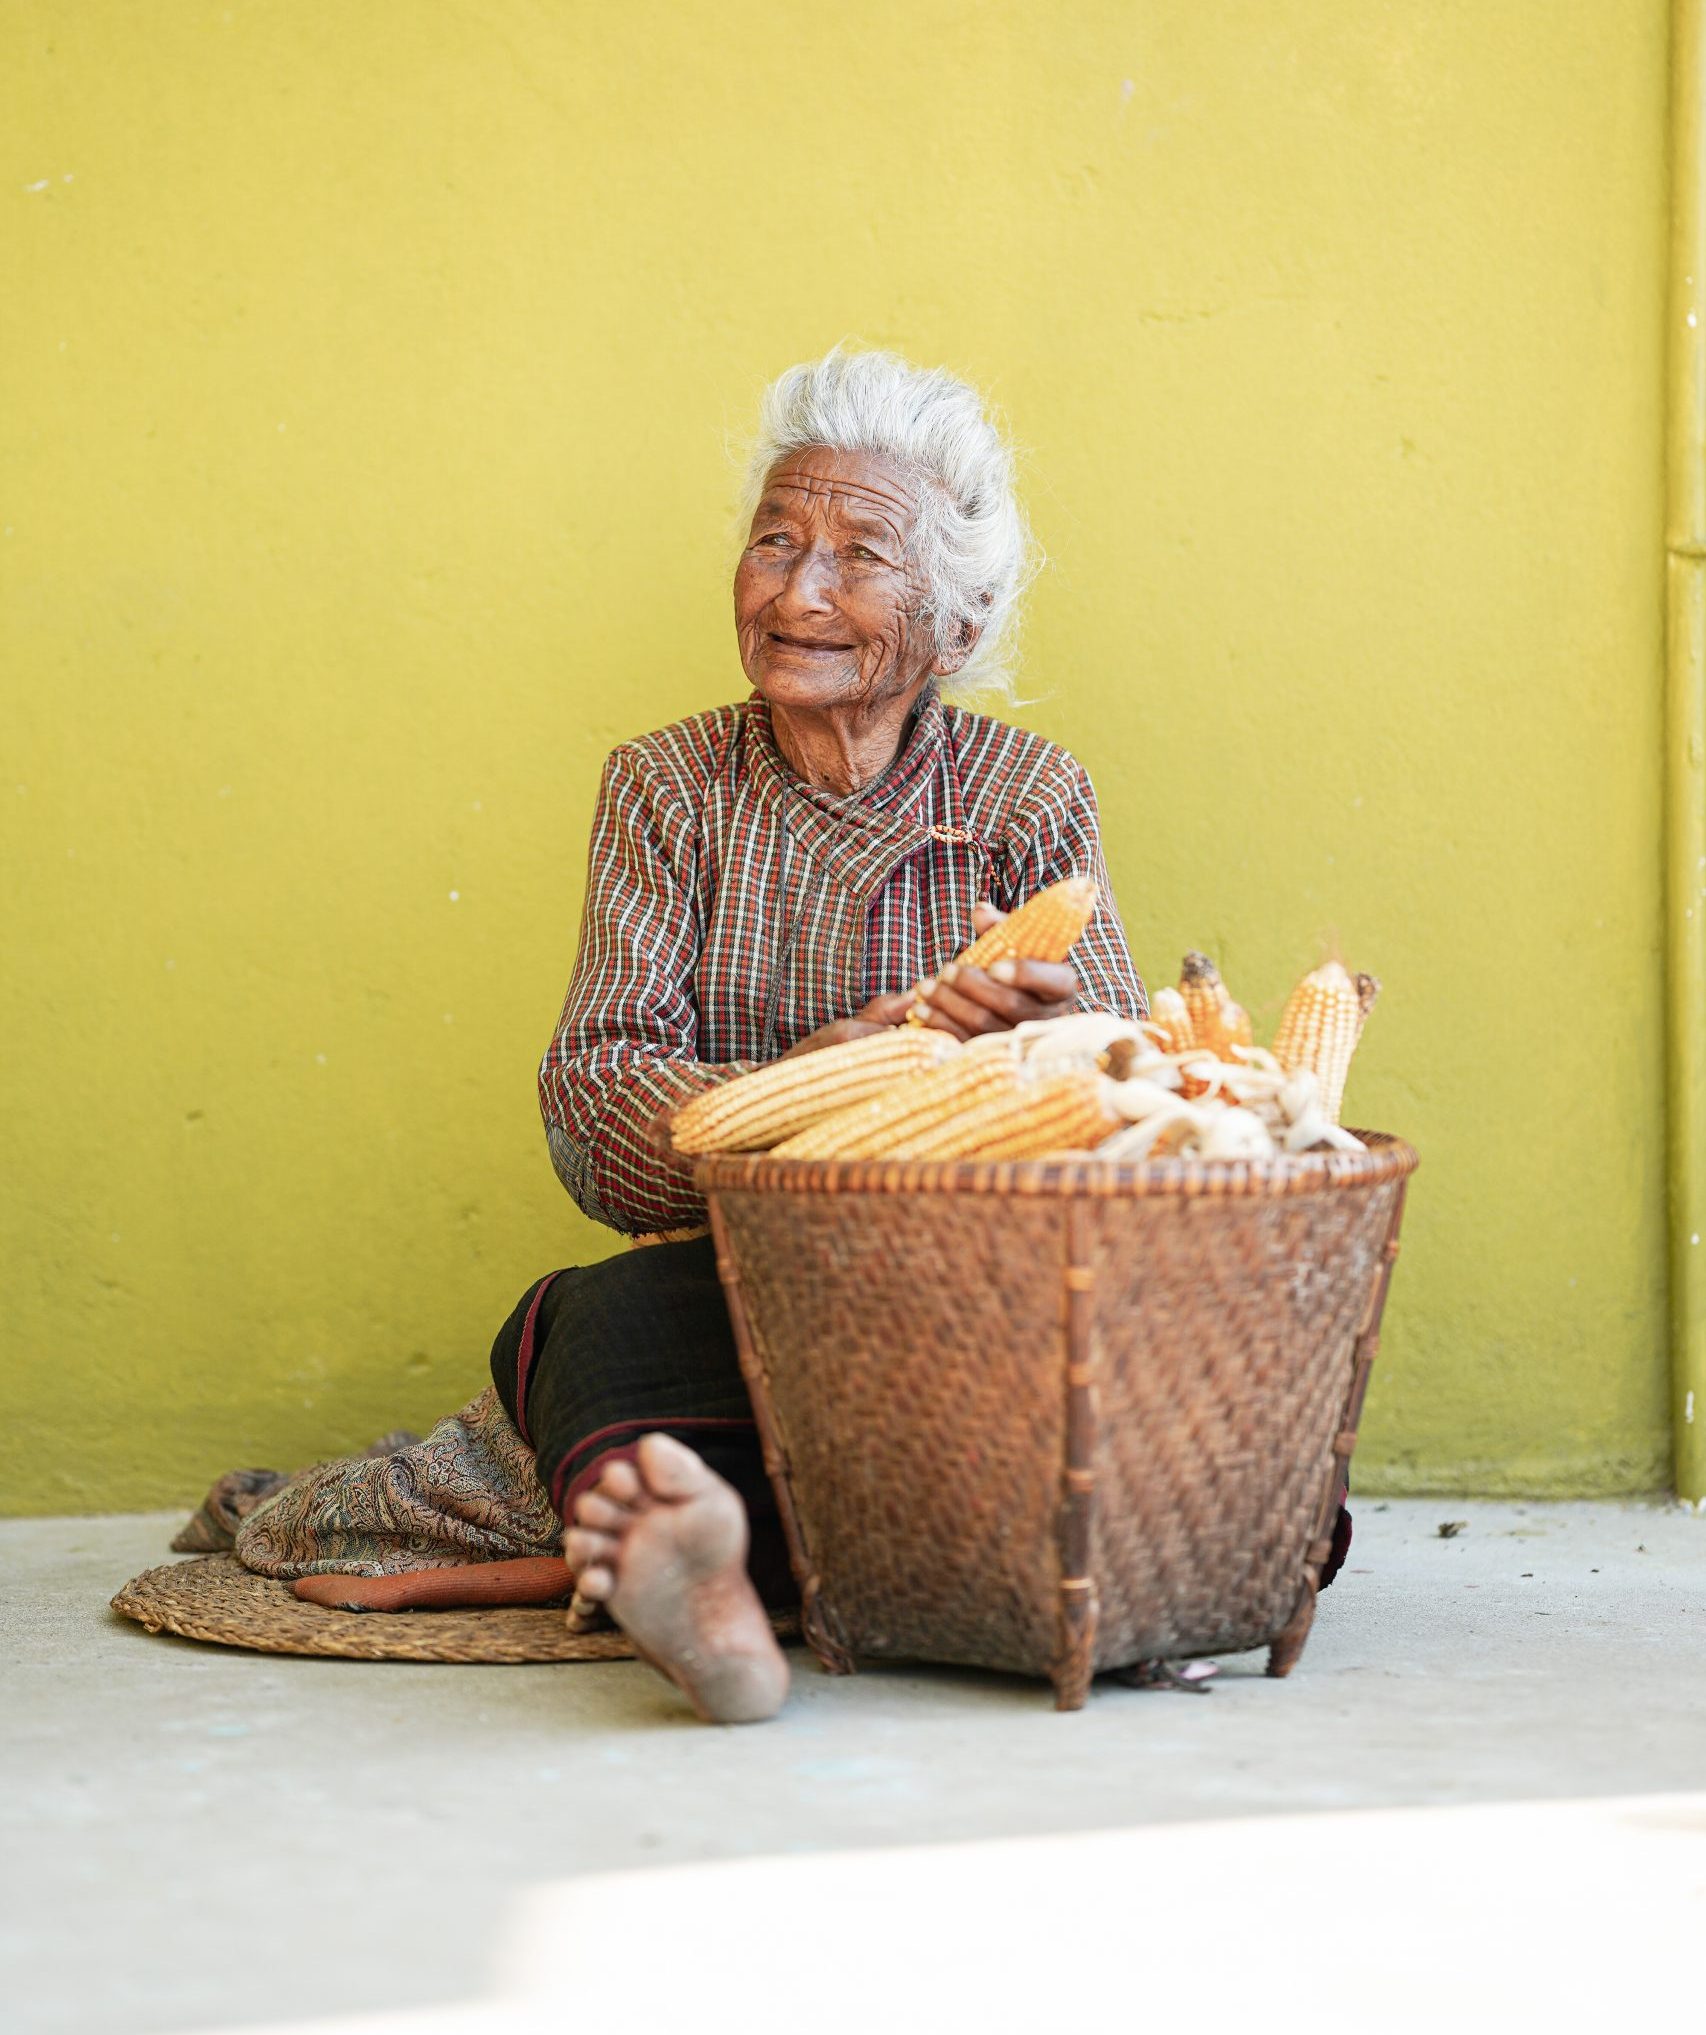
[1178,951,1223,1039]
[887,1070,1117,1161]
[1143,985,1195,1055]
[1271,961,1363,1125]
[1178,951,1254,1059]
[770,1054,1017,1160]
[671,1028,955,1154]
[1196,994,1254,1059]
[1215,1002,1255,1055]
[958,874,1098,971]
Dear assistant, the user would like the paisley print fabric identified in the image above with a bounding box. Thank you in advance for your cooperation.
[232,1388,561,1580]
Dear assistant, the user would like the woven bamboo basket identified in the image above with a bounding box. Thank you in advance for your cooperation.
[697,1133,1417,1709]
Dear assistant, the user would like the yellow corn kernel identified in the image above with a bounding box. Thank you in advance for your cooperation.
[1143,985,1195,1055]
[770,1054,1015,1160]
[670,1028,955,1153]
[1272,961,1364,1125]
[887,1070,1116,1161]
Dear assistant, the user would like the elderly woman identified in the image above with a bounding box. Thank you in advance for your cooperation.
[211,350,1147,1720]
[495,349,1148,1721]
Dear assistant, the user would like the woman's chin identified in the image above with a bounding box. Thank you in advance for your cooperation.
[749,655,869,709]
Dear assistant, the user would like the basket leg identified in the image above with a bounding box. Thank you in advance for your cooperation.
[1050,1648,1094,1711]
[1050,1583,1096,1709]
[802,1578,856,1677]
[1052,1209,1097,1714]
[1266,1580,1318,1678]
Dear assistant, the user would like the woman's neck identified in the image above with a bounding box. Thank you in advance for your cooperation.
[767,684,930,797]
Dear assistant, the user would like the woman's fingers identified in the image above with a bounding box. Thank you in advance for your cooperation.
[783,995,920,1056]
[935,961,1079,1026]
[986,957,1079,1004]
[904,979,975,1041]
[914,973,1015,1038]
[783,1016,888,1057]
[859,992,917,1027]
[909,957,1082,1038]
[970,901,1007,935]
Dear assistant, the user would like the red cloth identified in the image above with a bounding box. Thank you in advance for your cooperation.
[291,1556,573,1612]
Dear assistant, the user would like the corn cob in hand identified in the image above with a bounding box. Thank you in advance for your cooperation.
[908,874,1098,1024]
[957,874,1098,972]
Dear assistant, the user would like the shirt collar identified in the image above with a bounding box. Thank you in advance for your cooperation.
[741,685,946,819]
[736,686,960,901]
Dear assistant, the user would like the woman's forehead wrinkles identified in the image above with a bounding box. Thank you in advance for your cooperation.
[768,466,917,520]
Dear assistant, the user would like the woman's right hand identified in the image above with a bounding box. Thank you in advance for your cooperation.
[905,903,1080,1041]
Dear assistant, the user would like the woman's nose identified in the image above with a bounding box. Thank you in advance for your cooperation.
[776,541,839,615]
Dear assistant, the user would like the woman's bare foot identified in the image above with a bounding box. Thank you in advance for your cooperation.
[564,1434,789,1724]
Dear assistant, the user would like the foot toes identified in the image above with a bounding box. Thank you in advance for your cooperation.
[573,1490,633,1533]
[635,1431,716,1501]
[564,1527,618,1572]
[594,1456,644,1507]
[575,1563,615,1602]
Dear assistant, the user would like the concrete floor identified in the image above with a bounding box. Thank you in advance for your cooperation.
[4,1499,1704,2035]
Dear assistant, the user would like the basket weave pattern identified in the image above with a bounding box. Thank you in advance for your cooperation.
[700,1135,1415,1708]
[1081,1187,1395,1667]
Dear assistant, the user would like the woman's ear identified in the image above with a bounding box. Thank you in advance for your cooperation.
[932,615,983,679]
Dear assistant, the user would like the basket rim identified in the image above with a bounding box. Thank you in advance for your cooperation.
[694,1127,1418,1200]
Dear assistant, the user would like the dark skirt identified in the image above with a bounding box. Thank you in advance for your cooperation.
[488,1236,794,1604]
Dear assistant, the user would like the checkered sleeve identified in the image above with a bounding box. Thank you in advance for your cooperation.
[1003,758,1148,1020]
[539,747,755,1234]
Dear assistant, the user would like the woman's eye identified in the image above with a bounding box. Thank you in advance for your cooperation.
[757,533,791,548]
[849,545,882,563]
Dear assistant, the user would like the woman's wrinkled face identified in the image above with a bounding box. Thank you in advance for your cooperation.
[735,447,952,712]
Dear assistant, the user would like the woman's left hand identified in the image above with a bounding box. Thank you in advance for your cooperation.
[781,993,917,1058]
[909,902,1079,1041]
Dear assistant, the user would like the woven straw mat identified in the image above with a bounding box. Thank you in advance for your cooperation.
[111,1554,799,1664]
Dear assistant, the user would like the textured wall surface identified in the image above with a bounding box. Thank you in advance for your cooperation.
[3,2,1673,1512]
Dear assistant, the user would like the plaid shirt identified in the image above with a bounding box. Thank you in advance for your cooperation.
[541,689,1147,1233]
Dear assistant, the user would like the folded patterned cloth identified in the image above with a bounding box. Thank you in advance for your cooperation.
[171,1467,296,1552]
[171,1429,423,1552]
[172,1388,563,1586]
[235,1387,562,1578]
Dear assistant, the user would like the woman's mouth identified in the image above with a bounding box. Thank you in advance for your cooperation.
[768,633,853,655]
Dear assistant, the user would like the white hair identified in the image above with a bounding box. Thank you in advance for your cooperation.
[738,346,1036,705]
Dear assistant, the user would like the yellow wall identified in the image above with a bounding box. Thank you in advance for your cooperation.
[3,1,1674,1513]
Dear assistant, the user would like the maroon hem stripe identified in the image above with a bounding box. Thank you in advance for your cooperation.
[550,1415,759,1517]
[511,1272,565,1448]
